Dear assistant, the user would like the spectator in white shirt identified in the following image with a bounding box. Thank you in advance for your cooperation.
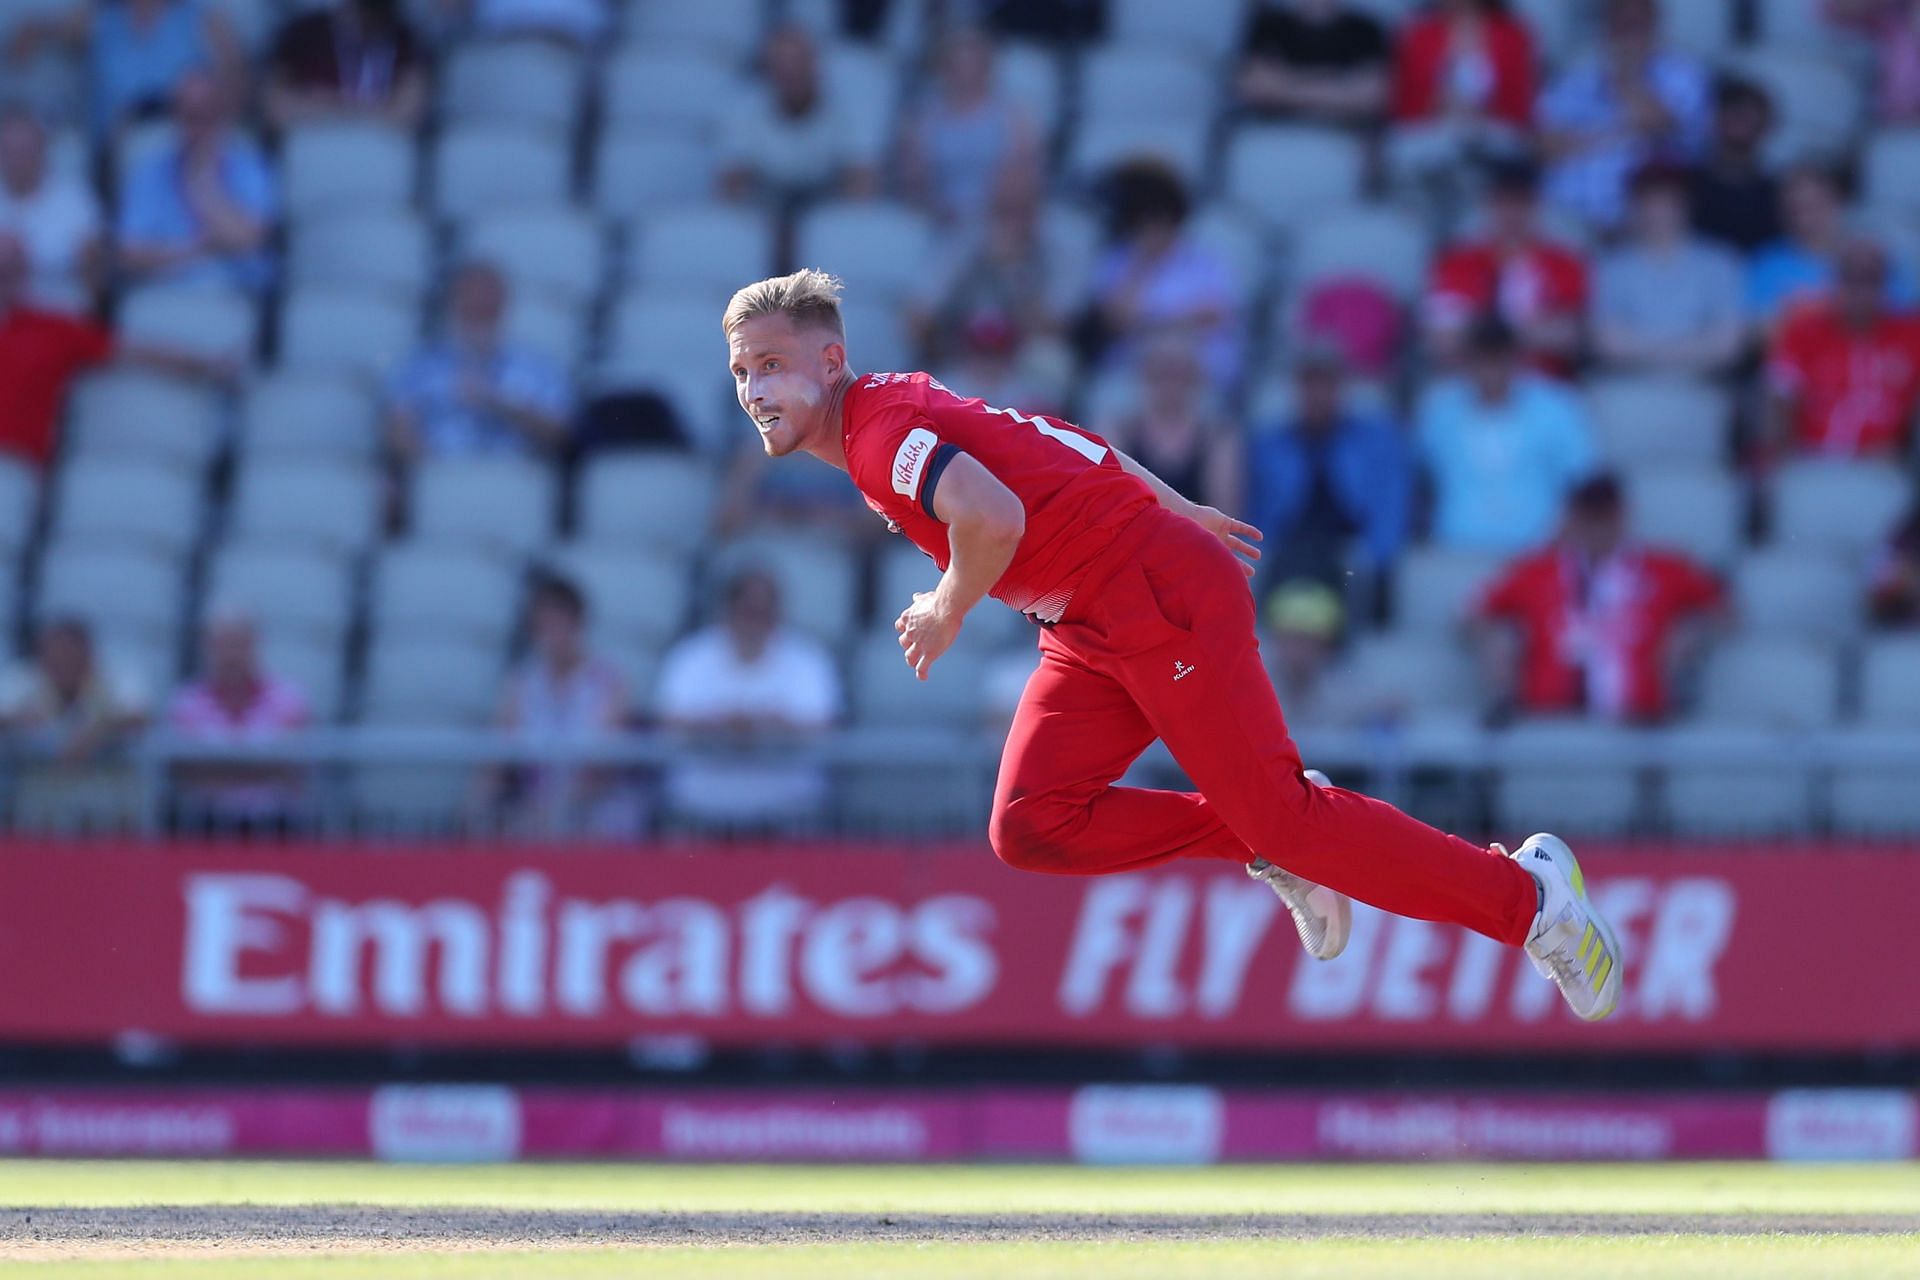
[655,569,841,829]
[1593,163,1744,376]
[717,24,876,208]
[0,105,101,313]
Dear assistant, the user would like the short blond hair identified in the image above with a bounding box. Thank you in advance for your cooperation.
[723,268,846,338]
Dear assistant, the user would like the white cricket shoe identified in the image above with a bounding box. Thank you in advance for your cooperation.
[1246,769,1353,961]
[1508,833,1623,1021]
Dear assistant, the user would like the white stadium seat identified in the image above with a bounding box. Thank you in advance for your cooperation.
[462,207,606,305]
[119,284,257,364]
[822,43,900,164]
[1585,375,1729,468]
[851,627,988,728]
[593,131,716,217]
[1495,720,1646,837]
[1186,203,1270,305]
[0,458,38,559]
[34,543,186,646]
[51,459,200,557]
[542,541,691,648]
[231,458,382,554]
[1080,48,1215,124]
[1771,459,1912,556]
[359,633,502,726]
[370,542,523,645]
[601,49,739,136]
[277,287,418,379]
[1225,125,1365,229]
[577,452,719,551]
[998,41,1065,143]
[1832,636,1920,831]
[1725,50,1865,165]
[1391,546,1504,634]
[502,293,588,368]
[1863,128,1920,216]
[411,456,558,557]
[1627,467,1744,567]
[441,39,582,130]
[1733,549,1861,640]
[283,122,415,219]
[1290,205,1431,300]
[206,542,356,642]
[290,210,433,301]
[239,373,381,461]
[627,204,776,298]
[64,368,222,469]
[431,125,571,220]
[1069,115,1211,187]
[258,631,346,723]
[795,201,935,305]
[625,0,762,53]
[1107,0,1246,60]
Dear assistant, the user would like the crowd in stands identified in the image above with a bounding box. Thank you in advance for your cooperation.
[1,0,1919,838]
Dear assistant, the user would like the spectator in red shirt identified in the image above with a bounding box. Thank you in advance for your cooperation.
[0,229,111,468]
[1424,158,1589,375]
[1767,237,1920,457]
[1386,0,1535,205]
[1472,473,1727,723]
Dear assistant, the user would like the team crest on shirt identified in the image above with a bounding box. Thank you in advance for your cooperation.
[891,427,939,498]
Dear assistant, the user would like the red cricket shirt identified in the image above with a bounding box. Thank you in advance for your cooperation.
[1768,301,1920,456]
[841,371,1156,622]
[0,305,114,467]
[1478,544,1725,721]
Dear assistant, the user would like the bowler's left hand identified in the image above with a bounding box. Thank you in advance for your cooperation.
[895,591,961,681]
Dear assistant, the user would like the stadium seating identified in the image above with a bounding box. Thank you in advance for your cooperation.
[707,535,860,645]
[119,285,258,364]
[441,39,584,130]
[1733,549,1861,640]
[0,459,36,562]
[1495,720,1646,837]
[1224,126,1365,229]
[795,201,935,305]
[50,459,201,558]
[1771,459,1911,557]
[627,204,777,299]
[206,542,356,645]
[64,369,222,471]
[1391,547,1503,635]
[576,452,721,552]
[431,124,572,219]
[238,374,381,462]
[1584,376,1730,468]
[230,458,383,554]
[1627,467,1744,566]
[593,131,716,217]
[369,542,524,646]
[290,210,434,301]
[282,122,416,220]
[542,541,691,648]
[277,287,419,381]
[411,457,558,558]
[462,208,606,306]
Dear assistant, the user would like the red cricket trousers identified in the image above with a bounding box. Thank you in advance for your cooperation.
[987,508,1538,947]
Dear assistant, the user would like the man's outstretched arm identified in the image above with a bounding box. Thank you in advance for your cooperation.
[1113,447,1263,579]
[895,451,1025,679]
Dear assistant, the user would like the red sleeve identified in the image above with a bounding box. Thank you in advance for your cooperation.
[1652,554,1725,614]
[1767,311,1816,394]
[1554,248,1591,310]
[1490,18,1536,127]
[63,317,114,371]
[1477,559,1532,619]
[1391,20,1439,121]
[845,399,945,519]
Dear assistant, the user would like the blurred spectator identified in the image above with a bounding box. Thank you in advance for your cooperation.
[1086,158,1241,386]
[1748,166,1917,328]
[265,0,428,133]
[1248,342,1412,597]
[1472,474,1726,723]
[717,24,876,209]
[116,69,277,293]
[1097,332,1239,514]
[656,569,841,830]
[1386,0,1534,198]
[6,0,242,141]
[1424,157,1588,375]
[1539,0,1710,232]
[913,165,1077,407]
[1418,315,1596,552]
[1829,0,1920,124]
[1236,0,1390,128]
[488,572,640,838]
[0,105,102,313]
[1687,75,1781,255]
[1594,164,1743,376]
[1262,579,1345,721]
[1868,503,1920,627]
[385,260,571,462]
[899,26,1038,228]
[166,607,312,831]
[1766,238,1920,457]
[0,616,149,770]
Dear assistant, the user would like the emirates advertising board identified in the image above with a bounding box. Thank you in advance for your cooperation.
[0,842,1911,1052]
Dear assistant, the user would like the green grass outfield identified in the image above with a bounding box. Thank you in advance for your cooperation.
[0,1160,1914,1279]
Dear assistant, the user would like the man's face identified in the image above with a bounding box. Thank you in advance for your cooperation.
[729,313,844,458]
[1837,244,1888,322]
[1295,366,1344,425]
[765,29,817,106]
[531,598,582,659]
[206,619,256,683]
[1605,0,1656,61]
[1566,506,1625,558]
[1631,185,1687,244]
[1469,347,1515,400]
[451,267,506,335]
[1486,189,1536,244]
[37,625,89,692]
[174,71,224,141]
[0,234,25,308]
[0,115,44,189]
[1140,341,1200,412]
[1717,94,1770,153]
[726,576,780,648]
[1783,173,1839,243]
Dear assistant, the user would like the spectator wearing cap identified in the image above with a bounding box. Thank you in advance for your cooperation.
[1472,474,1726,723]
[265,0,428,132]
[1594,164,1744,376]
[655,569,841,831]
[487,572,640,839]
[1748,166,1918,329]
[1868,504,1920,628]
[1262,579,1345,726]
[0,106,102,313]
[116,67,277,294]
[1087,158,1242,387]
[166,606,312,831]
[1538,0,1710,232]
[1386,0,1535,199]
[1424,157,1589,377]
[1767,237,1920,457]
[1248,342,1412,605]
[385,260,572,463]
[899,25,1039,229]
[1686,75,1781,255]
[1236,0,1391,128]
[1097,332,1240,518]
[1418,315,1597,553]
